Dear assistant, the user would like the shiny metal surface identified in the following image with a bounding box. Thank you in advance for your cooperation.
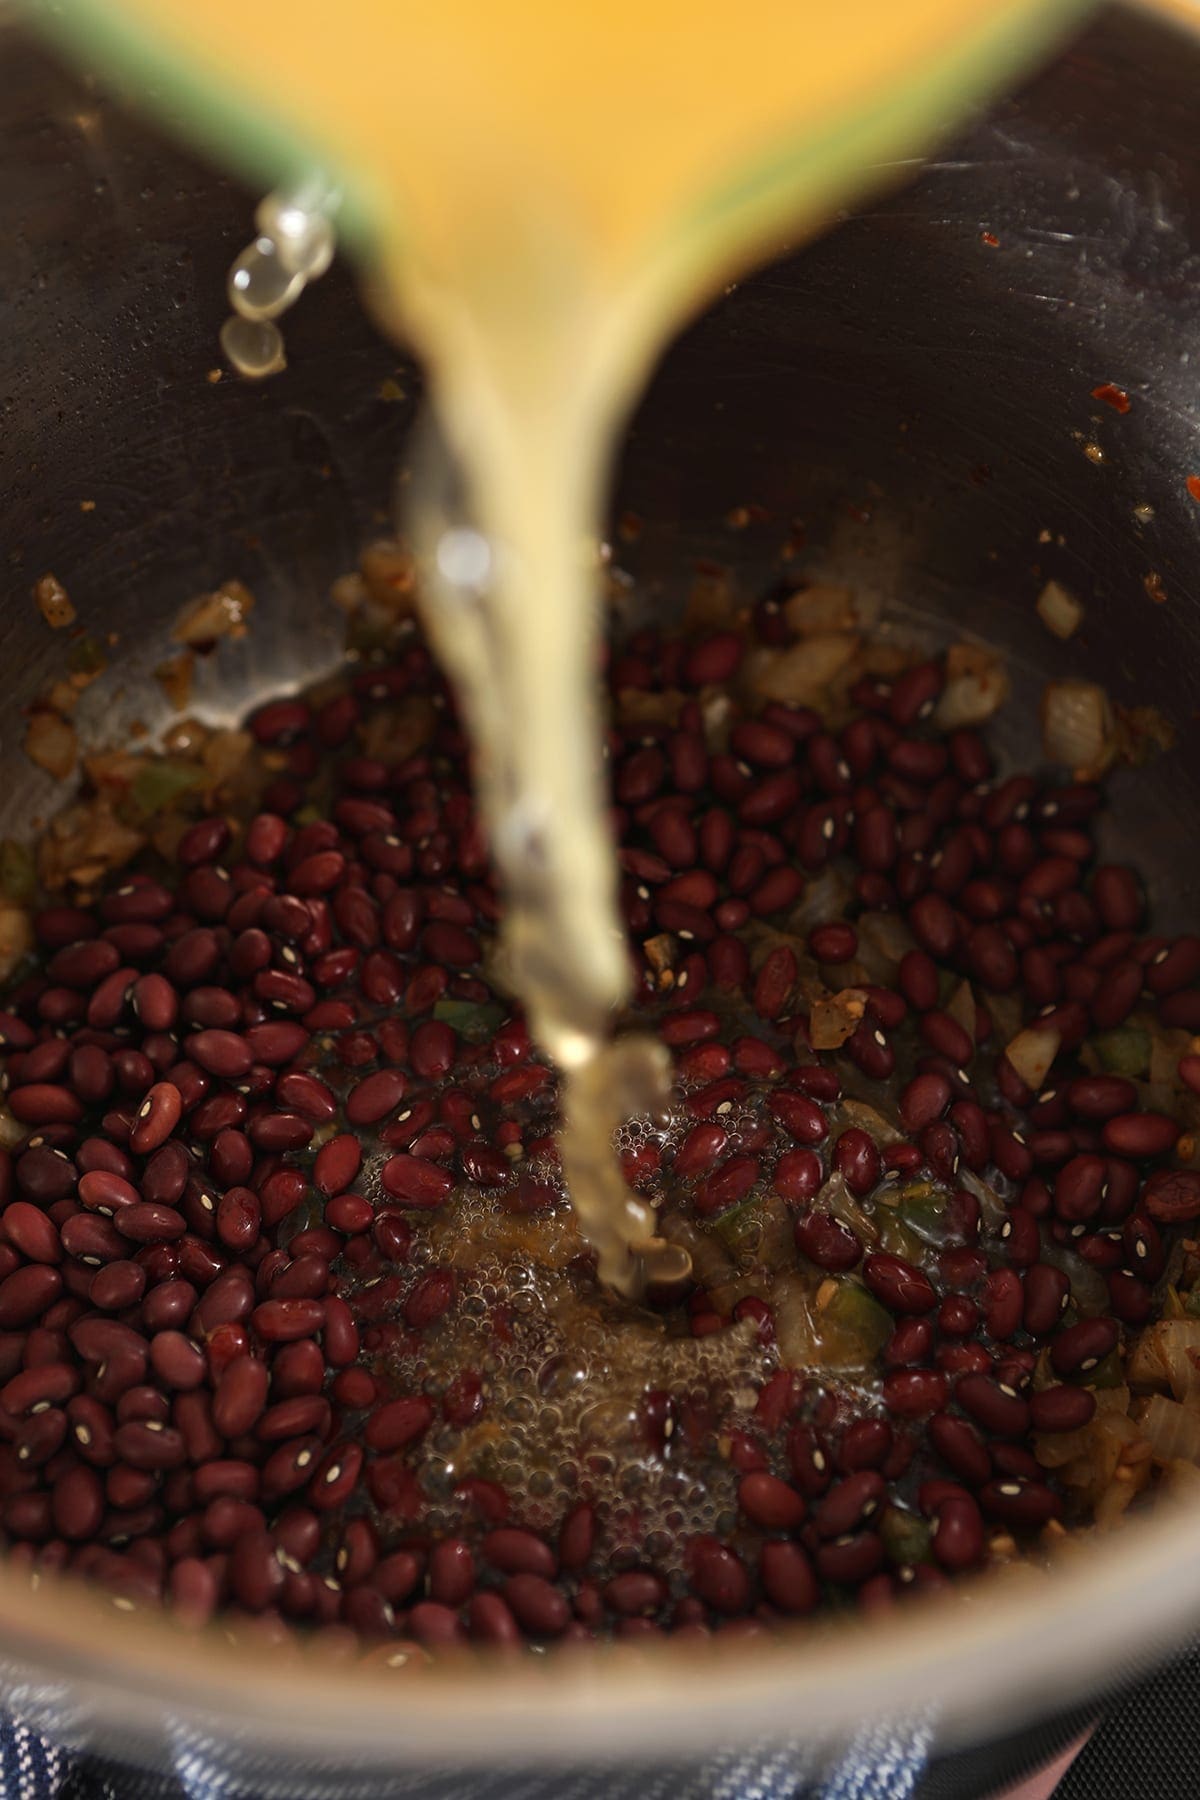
[1,0,1200,1786]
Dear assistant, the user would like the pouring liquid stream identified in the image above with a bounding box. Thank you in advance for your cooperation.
[68,0,1081,1292]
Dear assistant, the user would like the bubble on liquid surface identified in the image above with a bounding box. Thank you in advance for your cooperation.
[219,316,287,380]
[383,1179,776,1581]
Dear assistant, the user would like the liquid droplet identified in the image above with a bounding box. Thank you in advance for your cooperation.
[228,236,306,321]
[219,316,287,380]
[256,188,338,279]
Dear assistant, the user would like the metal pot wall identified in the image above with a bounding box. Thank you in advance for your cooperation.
[0,2,1199,1792]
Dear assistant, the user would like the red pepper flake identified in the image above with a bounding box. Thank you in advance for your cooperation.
[1186,476,1200,504]
[980,231,999,247]
[1144,572,1167,605]
[1092,382,1131,414]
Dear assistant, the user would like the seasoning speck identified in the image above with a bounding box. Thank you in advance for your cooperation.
[1092,382,1131,414]
[33,574,76,629]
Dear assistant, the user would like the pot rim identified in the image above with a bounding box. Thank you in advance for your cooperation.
[1,1468,1197,1765]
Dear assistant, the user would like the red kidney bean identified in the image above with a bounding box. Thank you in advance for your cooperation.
[365,1396,434,1453]
[813,1470,884,1539]
[808,922,856,965]
[481,1527,557,1579]
[926,1411,991,1486]
[501,1573,569,1637]
[129,1083,183,1155]
[1091,864,1142,929]
[979,1480,1059,1529]
[0,1267,63,1328]
[695,1155,759,1217]
[815,1532,884,1586]
[1064,1076,1136,1123]
[113,1420,185,1471]
[899,1073,951,1133]
[931,1495,984,1570]
[1030,1386,1097,1432]
[832,1129,880,1197]
[749,866,804,915]
[1090,961,1144,1029]
[920,1011,973,1067]
[310,1135,362,1200]
[1101,1113,1179,1158]
[212,1357,269,1438]
[770,1091,828,1144]
[1021,1263,1070,1337]
[1145,935,1200,996]
[773,1149,824,1205]
[863,1254,935,1316]
[855,807,898,873]
[548,1505,595,1576]
[836,1419,891,1473]
[955,1374,1030,1438]
[16,1145,78,1204]
[1054,1154,1108,1223]
[115,1203,186,1245]
[759,1540,818,1614]
[885,1318,934,1368]
[998,1207,1039,1269]
[603,1570,667,1617]
[148,1331,206,1391]
[8,1086,82,1127]
[3,1202,61,1266]
[907,893,959,959]
[1142,1168,1200,1223]
[881,1370,947,1416]
[752,946,796,1021]
[380,1155,455,1207]
[252,1299,324,1343]
[687,1537,749,1614]
[1050,1317,1118,1376]
[736,1471,805,1530]
[321,1297,359,1368]
[672,1123,728,1179]
[794,1212,861,1272]
[343,1070,407,1127]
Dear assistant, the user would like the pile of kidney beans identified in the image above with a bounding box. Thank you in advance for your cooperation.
[0,608,1197,1659]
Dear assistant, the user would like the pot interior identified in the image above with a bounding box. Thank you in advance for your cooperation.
[1,0,1200,1780]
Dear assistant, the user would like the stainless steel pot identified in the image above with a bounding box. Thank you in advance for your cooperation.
[1,2,1200,1790]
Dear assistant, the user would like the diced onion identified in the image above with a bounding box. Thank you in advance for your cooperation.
[24,710,77,780]
[0,1107,25,1151]
[1040,679,1115,777]
[1162,1459,1200,1504]
[1005,1025,1061,1091]
[1130,1319,1200,1400]
[958,1168,1007,1228]
[1039,1241,1109,1315]
[838,1101,903,1148]
[790,865,852,933]
[772,1274,818,1368]
[946,979,978,1043]
[0,904,33,983]
[1137,1393,1200,1464]
[171,578,256,645]
[933,643,1010,729]
[783,582,861,635]
[1095,1462,1150,1528]
[1036,579,1085,640]
[809,988,868,1050]
[747,632,860,704]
